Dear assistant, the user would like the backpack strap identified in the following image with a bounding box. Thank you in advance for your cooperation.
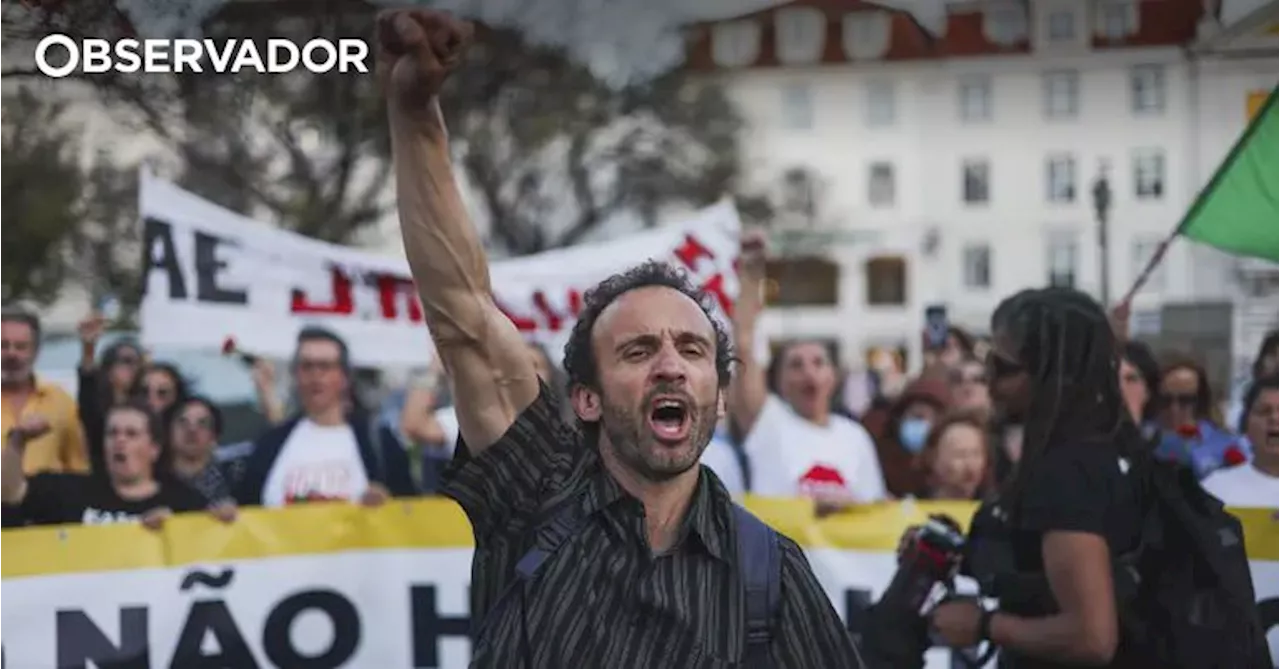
[733,505,782,667]
[475,488,592,641]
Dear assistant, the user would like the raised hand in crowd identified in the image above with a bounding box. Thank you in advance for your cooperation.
[379,8,538,455]
[727,231,889,510]
[2,403,213,530]
[77,313,106,371]
[249,357,285,425]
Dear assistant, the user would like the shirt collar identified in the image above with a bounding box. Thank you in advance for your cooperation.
[581,453,733,563]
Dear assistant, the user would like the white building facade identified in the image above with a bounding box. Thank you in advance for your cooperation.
[684,0,1278,370]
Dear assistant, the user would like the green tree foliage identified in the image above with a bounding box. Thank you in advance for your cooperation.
[1,87,84,305]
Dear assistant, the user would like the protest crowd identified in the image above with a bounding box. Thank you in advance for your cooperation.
[2,249,1277,667]
[3,4,1279,669]
[4,289,1276,528]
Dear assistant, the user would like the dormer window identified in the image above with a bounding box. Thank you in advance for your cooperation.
[985,5,1028,45]
[1046,9,1076,41]
[775,7,826,64]
[1096,1,1137,40]
[712,20,762,67]
[842,11,891,60]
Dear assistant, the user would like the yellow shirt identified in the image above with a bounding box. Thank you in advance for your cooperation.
[1,377,90,475]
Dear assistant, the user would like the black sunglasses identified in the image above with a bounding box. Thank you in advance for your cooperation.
[987,354,1024,379]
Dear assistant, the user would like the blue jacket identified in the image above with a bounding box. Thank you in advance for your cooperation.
[235,410,417,506]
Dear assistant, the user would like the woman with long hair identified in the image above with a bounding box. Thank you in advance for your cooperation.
[929,287,1149,668]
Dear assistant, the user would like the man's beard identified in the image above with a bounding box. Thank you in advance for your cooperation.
[0,357,31,385]
[599,391,718,483]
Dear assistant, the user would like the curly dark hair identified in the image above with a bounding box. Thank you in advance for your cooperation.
[562,260,735,396]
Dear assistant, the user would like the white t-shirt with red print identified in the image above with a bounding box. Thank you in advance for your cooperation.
[742,394,887,502]
[261,419,369,507]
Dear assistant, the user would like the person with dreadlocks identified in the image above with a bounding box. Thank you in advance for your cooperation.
[928,287,1149,668]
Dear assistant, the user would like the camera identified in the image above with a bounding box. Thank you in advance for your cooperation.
[859,514,967,669]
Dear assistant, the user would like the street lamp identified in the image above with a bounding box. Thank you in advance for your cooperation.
[1092,160,1113,307]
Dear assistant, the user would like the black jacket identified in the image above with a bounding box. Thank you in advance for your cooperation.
[235,410,417,506]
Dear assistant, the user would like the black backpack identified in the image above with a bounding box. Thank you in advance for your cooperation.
[1117,457,1273,669]
[476,492,783,668]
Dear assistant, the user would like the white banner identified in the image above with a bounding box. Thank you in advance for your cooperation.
[138,171,743,367]
[3,500,1276,669]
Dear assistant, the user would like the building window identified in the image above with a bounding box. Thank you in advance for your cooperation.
[1133,148,1165,199]
[843,11,891,60]
[962,244,992,289]
[1046,154,1076,203]
[1129,237,1166,292]
[775,7,826,64]
[1046,9,1076,41]
[1046,232,1078,288]
[865,256,907,306]
[711,20,762,67]
[958,75,992,122]
[1043,70,1079,118]
[868,162,895,207]
[1130,65,1165,114]
[1098,1,1136,40]
[781,83,814,129]
[962,158,990,204]
[764,257,840,306]
[985,5,1028,45]
[865,81,895,126]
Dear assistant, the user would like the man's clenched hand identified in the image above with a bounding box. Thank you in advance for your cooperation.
[376,9,473,115]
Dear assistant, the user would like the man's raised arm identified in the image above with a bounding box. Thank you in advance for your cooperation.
[378,10,539,454]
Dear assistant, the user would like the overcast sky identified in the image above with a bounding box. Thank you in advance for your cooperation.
[114,0,1273,84]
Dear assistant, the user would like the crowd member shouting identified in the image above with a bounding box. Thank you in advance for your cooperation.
[1,402,229,528]
[1201,376,1278,509]
[730,234,886,512]
[236,327,416,507]
[378,9,862,667]
[1,308,88,475]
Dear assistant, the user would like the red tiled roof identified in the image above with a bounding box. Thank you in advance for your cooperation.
[937,7,1030,57]
[1092,0,1203,49]
[683,0,935,71]
[683,0,1206,70]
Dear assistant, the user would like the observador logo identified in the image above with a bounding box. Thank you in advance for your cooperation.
[33,35,370,78]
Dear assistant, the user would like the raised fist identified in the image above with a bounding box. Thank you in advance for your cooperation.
[376,9,473,112]
[738,229,768,281]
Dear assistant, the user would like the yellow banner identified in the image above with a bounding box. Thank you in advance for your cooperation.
[3,497,1275,578]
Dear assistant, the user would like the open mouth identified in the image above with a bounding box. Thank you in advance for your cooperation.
[109,451,128,464]
[648,397,691,443]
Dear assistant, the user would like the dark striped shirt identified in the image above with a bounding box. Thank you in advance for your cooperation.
[442,382,863,668]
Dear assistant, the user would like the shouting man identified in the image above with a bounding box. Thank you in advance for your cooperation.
[377,9,863,668]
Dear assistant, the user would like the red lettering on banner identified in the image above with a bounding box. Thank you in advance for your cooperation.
[673,234,715,273]
[497,288,587,333]
[374,273,424,323]
[568,288,583,316]
[700,272,733,317]
[291,267,354,316]
[496,298,539,332]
